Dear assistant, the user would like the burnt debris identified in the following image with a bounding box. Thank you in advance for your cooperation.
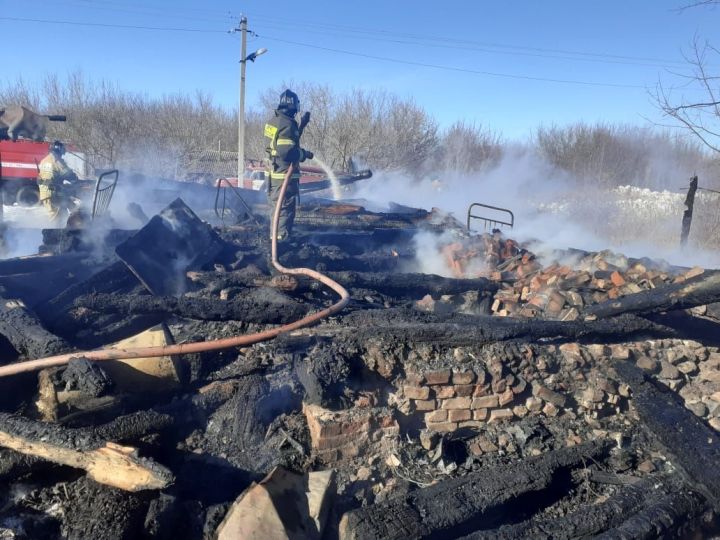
[0,197,718,539]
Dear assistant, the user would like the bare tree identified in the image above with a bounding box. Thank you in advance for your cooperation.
[535,122,709,188]
[437,121,502,173]
[654,37,720,153]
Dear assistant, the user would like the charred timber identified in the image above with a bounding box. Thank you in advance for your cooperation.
[0,412,173,491]
[339,440,612,540]
[339,311,672,346]
[189,269,498,299]
[460,474,707,539]
[594,489,708,539]
[72,289,306,324]
[37,261,140,324]
[615,361,720,510]
[0,295,70,358]
[324,271,498,298]
[584,271,720,319]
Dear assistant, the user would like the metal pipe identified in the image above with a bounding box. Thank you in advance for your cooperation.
[0,166,349,377]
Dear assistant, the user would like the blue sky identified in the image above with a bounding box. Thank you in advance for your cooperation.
[1,0,717,139]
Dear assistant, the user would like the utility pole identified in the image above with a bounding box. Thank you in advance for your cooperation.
[237,15,248,183]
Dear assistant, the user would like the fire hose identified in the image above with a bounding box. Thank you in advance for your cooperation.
[0,165,350,377]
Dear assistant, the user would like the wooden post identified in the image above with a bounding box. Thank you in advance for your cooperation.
[680,175,698,247]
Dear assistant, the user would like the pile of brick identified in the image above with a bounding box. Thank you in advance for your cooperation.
[490,251,704,320]
[437,232,704,321]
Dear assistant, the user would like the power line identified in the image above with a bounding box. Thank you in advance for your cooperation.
[244,12,693,67]
[0,15,226,33]
[253,21,677,69]
[17,2,695,68]
[49,0,233,25]
[259,35,647,89]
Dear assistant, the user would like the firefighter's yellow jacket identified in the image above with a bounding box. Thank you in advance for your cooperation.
[264,110,310,184]
[37,154,76,201]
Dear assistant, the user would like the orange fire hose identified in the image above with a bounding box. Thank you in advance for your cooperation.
[0,165,349,377]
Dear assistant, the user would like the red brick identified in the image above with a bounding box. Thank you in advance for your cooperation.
[414,399,436,411]
[452,370,476,384]
[489,409,514,423]
[404,385,430,400]
[610,271,626,287]
[341,420,371,436]
[526,397,543,412]
[405,371,425,386]
[472,395,499,409]
[459,420,485,429]
[448,409,471,422]
[442,397,472,409]
[513,405,529,418]
[512,377,527,395]
[434,386,455,399]
[498,388,515,406]
[425,410,447,422]
[473,384,490,397]
[532,384,566,407]
[543,402,559,417]
[427,422,457,433]
[473,408,488,420]
[454,384,475,397]
[492,378,507,394]
[425,369,451,385]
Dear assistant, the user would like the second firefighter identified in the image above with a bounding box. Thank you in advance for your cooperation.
[264,89,313,245]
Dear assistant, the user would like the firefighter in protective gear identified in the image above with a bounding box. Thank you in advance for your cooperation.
[38,141,78,223]
[264,89,313,244]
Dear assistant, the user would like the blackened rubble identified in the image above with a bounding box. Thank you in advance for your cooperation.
[0,198,719,539]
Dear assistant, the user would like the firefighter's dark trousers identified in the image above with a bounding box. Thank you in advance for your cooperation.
[267,177,299,243]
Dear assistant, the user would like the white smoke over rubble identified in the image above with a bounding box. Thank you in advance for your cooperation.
[352,147,720,272]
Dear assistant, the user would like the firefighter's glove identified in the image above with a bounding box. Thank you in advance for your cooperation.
[304,150,314,160]
[299,111,311,129]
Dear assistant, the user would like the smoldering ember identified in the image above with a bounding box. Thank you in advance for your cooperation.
[0,169,719,540]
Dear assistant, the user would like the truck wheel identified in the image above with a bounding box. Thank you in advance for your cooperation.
[16,186,40,207]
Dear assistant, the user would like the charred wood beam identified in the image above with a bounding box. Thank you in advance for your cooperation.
[187,270,498,300]
[51,311,164,350]
[324,271,498,298]
[615,361,720,510]
[461,474,706,539]
[594,489,708,539]
[338,311,672,347]
[187,269,301,293]
[339,440,611,540]
[0,253,84,276]
[584,271,720,320]
[37,261,140,323]
[0,412,173,491]
[72,289,306,324]
[0,295,71,358]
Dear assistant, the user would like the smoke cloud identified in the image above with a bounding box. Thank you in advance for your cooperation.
[351,147,720,271]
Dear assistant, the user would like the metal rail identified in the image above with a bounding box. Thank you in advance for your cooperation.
[214,177,258,225]
[92,169,119,219]
[467,202,514,232]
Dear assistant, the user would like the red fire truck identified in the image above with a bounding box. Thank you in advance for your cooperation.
[0,107,86,206]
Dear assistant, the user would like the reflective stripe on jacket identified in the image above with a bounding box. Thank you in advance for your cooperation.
[264,110,308,181]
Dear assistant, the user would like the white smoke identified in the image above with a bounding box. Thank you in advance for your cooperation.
[351,147,720,271]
